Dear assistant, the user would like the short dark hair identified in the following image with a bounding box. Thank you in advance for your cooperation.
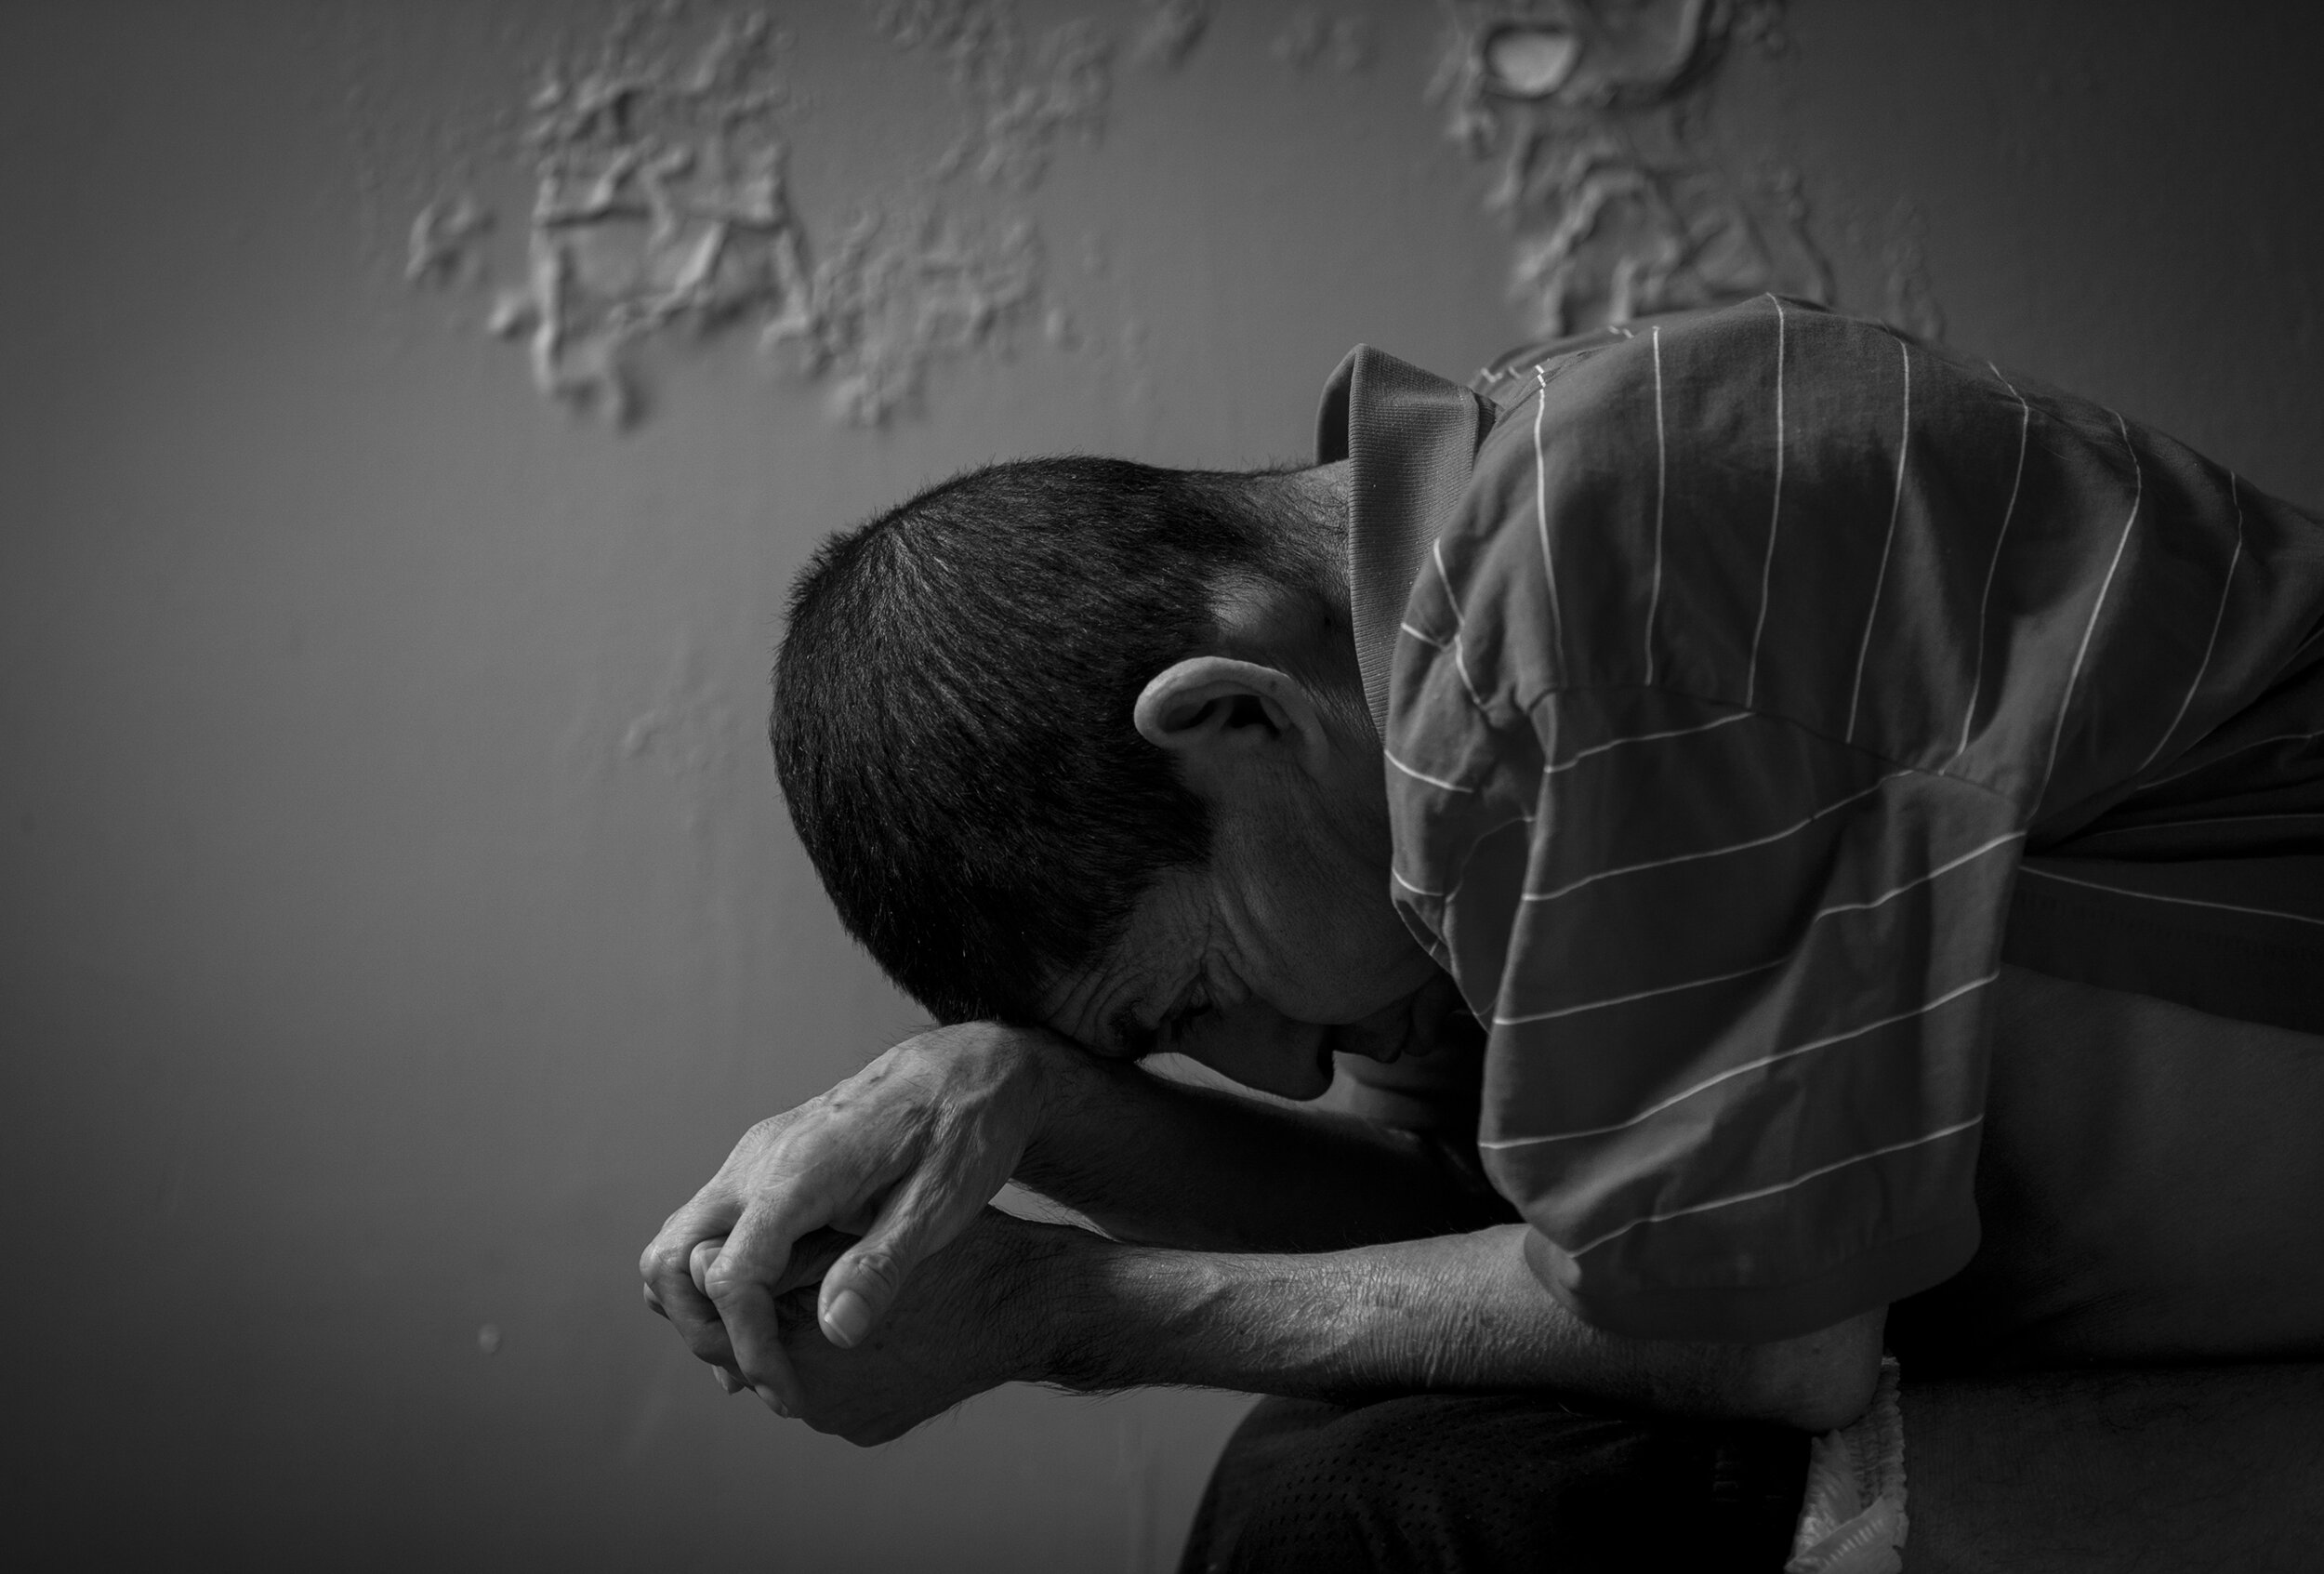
[772,456,1327,1025]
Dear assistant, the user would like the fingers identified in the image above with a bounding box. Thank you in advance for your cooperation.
[816,1177,972,1349]
[680,1235,746,1399]
[765,1227,854,1298]
[707,1194,843,1412]
[707,1273,801,1414]
[640,1206,742,1371]
[689,1237,722,1298]
[692,1234,796,1399]
[642,1025,1052,1412]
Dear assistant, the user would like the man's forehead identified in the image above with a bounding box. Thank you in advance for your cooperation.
[1041,942,1169,1054]
[1040,871,1211,1052]
[1037,959,1147,1055]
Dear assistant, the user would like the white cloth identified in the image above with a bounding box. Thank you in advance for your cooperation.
[1786,1356,1908,1574]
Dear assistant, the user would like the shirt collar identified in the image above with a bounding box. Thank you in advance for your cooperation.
[1315,346,1500,736]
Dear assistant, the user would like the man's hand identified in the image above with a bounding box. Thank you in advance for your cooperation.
[637,1023,1065,1411]
[708,1213,1056,1446]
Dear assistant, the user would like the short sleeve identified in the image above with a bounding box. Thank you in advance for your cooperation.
[1380,298,2287,1342]
[1472,693,2013,1341]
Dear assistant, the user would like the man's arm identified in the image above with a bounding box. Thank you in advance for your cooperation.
[640,1023,1512,1407]
[759,1212,1884,1445]
[768,1221,2324,1568]
[1019,1038,1512,1252]
[1038,1221,1881,1429]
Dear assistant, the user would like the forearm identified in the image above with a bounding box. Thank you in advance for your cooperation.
[1019,1042,1513,1252]
[1905,1363,2324,1573]
[1020,1220,1878,1431]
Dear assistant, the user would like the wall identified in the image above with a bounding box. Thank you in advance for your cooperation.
[1,2,2317,1569]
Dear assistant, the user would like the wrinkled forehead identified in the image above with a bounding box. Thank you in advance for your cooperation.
[1037,867,1215,1055]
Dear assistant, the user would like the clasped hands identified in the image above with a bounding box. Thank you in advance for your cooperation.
[638,1022,1076,1444]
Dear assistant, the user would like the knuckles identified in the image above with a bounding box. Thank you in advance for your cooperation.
[702,1259,757,1304]
[649,1033,1037,1435]
[839,1250,903,1299]
[640,1237,693,1287]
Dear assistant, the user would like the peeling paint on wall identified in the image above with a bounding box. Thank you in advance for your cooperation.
[403,3,1081,429]
[395,7,812,427]
[403,1,1148,429]
[1432,0,1831,337]
[405,195,494,287]
[408,0,1842,432]
[868,0,1115,192]
[784,205,1044,426]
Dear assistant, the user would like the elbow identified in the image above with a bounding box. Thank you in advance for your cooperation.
[1764,1362,1878,1435]
[1747,1307,1886,1434]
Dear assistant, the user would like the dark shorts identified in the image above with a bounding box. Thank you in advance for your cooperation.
[1178,1393,1809,1574]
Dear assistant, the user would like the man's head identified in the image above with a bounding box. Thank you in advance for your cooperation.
[774,456,1456,1097]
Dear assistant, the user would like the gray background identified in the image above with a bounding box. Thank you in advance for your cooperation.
[4,1,2319,1568]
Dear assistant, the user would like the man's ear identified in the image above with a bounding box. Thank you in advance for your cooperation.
[1134,657,1330,777]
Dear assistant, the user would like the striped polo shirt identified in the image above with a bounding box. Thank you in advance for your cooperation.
[1319,297,2324,1343]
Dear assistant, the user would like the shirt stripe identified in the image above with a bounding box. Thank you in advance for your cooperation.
[1539,709,1750,776]
[1485,972,1998,1150]
[1450,635,1489,712]
[1495,830,2025,1026]
[1745,296,1787,707]
[1568,1117,1987,1259]
[2124,728,2324,796]
[1644,325,1668,684]
[1383,748,1472,794]
[2017,865,2324,929]
[2127,471,2243,780]
[1390,866,1445,899]
[2037,411,2144,806]
[1522,773,1908,905]
[1534,364,1564,665]
[1432,539,1465,626]
[1846,337,1912,744]
[1948,363,2031,766]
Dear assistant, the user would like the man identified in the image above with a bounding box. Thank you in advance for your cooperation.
[641,298,2324,1568]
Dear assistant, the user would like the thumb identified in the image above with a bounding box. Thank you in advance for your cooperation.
[816,1186,958,1349]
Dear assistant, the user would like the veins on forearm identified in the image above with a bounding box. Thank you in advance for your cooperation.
[1028,1223,1824,1425]
[1035,1230,1506,1405]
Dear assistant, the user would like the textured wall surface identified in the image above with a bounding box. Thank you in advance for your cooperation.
[2,2,2317,1569]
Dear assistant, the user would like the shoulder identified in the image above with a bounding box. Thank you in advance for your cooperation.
[1468,297,1866,407]
[1459,297,1862,549]
[1441,298,2018,708]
